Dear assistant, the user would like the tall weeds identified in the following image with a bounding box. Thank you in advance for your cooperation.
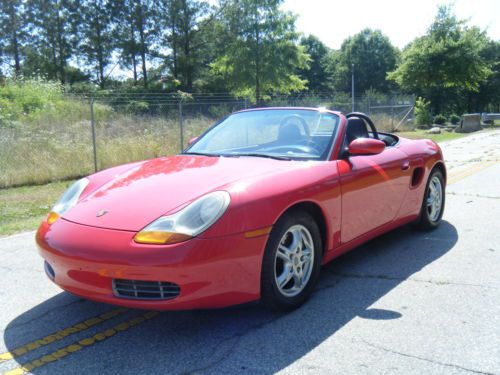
[0,81,214,188]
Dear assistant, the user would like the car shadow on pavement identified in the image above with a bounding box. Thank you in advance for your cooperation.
[3,221,458,374]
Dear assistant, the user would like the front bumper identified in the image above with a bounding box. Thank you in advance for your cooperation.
[36,219,268,310]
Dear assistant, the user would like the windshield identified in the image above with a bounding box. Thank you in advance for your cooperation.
[184,109,339,161]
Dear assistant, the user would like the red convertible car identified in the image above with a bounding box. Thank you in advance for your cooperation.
[37,108,446,311]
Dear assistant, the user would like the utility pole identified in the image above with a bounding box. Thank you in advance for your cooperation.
[351,63,355,112]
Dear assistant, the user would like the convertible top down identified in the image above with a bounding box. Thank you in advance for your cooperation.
[36,108,446,311]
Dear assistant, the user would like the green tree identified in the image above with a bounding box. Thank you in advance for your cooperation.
[326,28,398,94]
[211,0,309,103]
[0,0,28,76]
[388,5,493,113]
[298,35,330,93]
[111,0,158,88]
[161,0,212,91]
[110,1,140,85]
[473,40,500,112]
[26,0,79,84]
[78,0,115,88]
[133,0,157,88]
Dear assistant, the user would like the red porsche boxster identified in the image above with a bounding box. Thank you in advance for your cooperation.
[37,108,446,311]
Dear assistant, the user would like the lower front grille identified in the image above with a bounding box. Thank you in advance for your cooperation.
[112,279,180,300]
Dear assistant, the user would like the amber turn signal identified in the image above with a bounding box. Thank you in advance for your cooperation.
[46,211,60,225]
[244,226,272,238]
[134,231,192,245]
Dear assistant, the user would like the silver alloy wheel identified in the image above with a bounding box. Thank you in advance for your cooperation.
[426,176,443,222]
[274,224,314,297]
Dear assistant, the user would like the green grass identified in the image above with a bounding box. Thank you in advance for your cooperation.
[396,129,467,143]
[0,180,73,237]
[0,80,219,188]
[0,107,215,188]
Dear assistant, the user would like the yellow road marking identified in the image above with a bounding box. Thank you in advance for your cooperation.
[4,311,159,375]
[0,307,127,364]
[447,161,497,185]
[447,162,490,182]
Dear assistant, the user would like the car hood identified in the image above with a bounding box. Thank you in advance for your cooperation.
[63,155,297,231]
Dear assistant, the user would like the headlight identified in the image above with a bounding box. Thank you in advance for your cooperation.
[134,191,230,245]
[46,178,89,224]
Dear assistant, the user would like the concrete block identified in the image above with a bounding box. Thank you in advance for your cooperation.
[459,114,481,133]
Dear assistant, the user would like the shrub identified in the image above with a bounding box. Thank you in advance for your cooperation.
[450,114,461,125]
[0,79,62,126]
[434,114,446,125]
[414,97,432,127]
[125,100,150,114]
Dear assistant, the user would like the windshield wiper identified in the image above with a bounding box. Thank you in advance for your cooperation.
[225,153,292,161]
[181,152,221,157]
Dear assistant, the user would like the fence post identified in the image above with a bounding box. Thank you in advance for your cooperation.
[411,94,416,127]
[390,96,395,131]
[179,99,184,152]
[90,95,98,173]
[351,63,355,112]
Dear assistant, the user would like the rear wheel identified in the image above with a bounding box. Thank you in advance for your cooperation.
[414,169,445,230]
[261,210,322,311]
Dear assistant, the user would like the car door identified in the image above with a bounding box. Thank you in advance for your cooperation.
[338,133,411,244]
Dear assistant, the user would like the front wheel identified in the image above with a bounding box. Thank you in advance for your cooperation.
[261,211,322,311]
[414,169,445,230]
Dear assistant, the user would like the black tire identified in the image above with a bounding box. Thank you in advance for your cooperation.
[414,168,445,230]
[260,210,322,311]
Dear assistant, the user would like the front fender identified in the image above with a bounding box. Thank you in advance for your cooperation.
[200,161,342,253]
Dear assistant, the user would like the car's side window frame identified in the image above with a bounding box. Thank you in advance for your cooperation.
[323,113,343,161]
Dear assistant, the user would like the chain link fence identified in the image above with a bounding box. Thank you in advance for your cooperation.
[0,93,414,188]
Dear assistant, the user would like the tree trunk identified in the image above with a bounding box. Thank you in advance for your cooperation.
[183,33,192,91]
[139,29,148,88]
[170,1,178,79]
[95,12,105,88]
[130,25,138,84]
[132,53,138,84]
[254,13,261,105]
[172,38,178,79]
[7,2,21,76]
[467,92,474,113]
[11,33,21,76]
[181,0,193,91]
[136,4,148,88]
[55,10,66,84]
[51,41,58,80]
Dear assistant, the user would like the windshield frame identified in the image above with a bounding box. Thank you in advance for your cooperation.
[182,108,341,162]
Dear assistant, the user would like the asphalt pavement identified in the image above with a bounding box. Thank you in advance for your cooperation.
[0,130,499,375]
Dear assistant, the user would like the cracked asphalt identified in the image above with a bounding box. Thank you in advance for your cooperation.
[1,130,499,374]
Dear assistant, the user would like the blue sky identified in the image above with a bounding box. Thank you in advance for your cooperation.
[281,0,500,49]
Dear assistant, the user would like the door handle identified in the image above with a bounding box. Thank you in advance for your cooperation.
[401,161,410,170]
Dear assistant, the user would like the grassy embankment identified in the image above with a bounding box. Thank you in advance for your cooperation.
[0,81,216,236]
[397,129,467,143]
[0,81,214,188]
[0,181,71,236]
